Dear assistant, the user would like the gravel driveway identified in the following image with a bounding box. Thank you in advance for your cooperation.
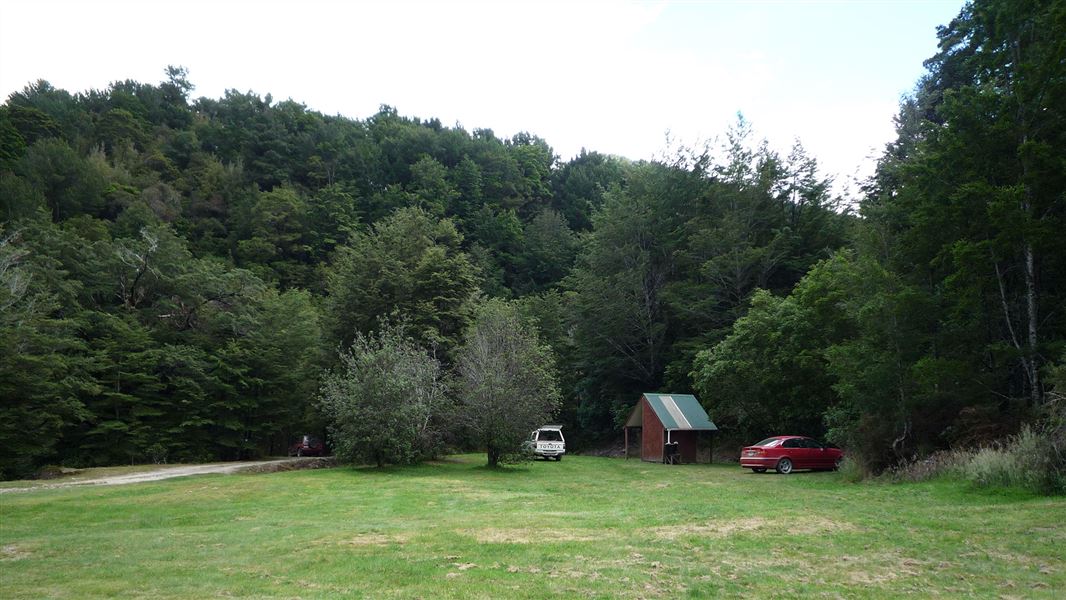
[0,458,330,493]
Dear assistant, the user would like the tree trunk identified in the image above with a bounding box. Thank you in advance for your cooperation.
[992,250,1040,403]
[1024,240,1041,404]
[487,446,500,468]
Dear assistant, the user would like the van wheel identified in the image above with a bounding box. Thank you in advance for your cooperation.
[556,455,562,461]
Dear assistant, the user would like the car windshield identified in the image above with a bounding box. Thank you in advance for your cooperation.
[754,438,783,447]
[538,430,562,441]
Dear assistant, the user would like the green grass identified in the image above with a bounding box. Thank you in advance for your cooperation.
[1,455,1063,598]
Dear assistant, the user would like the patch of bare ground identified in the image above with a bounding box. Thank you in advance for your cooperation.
[336,532,410,546]
[1,544,31,561]
[833,554,940,587]
[461,527,603,544]
[442,561,479,579]
[219,565,353,595]
[649,515,857,540]
[960,549,1053,568]
[487,552,687,598]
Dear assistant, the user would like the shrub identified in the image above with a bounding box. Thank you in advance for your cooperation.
[836,456,869,483]
[884,418,1065,495]
[888,449,972,483]
[318,323,448,467]
[964,445,1018,488]
[960,426,1065,495]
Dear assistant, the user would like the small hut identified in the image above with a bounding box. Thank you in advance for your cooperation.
[623,393,717,463]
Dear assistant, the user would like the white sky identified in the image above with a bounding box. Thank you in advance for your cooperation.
[1,0,965,194]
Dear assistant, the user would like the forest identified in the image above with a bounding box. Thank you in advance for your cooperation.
[1,0,1063,483]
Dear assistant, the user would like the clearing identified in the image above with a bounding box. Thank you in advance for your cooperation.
[0,455,1062,598]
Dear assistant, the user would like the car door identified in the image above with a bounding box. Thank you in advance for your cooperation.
[796,438,820,468]
[805,438,829,468]
[781,438,804,467]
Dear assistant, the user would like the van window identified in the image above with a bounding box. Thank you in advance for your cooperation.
[537,429,562,441]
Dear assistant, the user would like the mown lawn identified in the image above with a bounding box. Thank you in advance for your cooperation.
[0,455,1063,598]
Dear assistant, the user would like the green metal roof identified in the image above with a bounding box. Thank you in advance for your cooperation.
[641,393,717,431]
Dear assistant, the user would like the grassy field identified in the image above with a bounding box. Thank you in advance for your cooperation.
[1,455,1063,598]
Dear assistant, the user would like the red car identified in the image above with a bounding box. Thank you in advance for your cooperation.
[740,436,843,474]
[288,435,325,457]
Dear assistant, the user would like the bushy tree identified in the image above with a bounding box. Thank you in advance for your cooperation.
[325,207,479,360]
[318,323,447,467]
[456,300,560,467]
[691,287,839,444]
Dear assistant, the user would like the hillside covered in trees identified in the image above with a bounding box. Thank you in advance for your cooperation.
[2,0,1063,482]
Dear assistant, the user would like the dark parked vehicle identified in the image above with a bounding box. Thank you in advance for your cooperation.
[289,435,325,457]
[739,435,843,474]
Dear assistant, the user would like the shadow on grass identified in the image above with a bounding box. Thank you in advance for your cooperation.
[469,463,533,475]
[332,455,534,479]
[746,470,841,476]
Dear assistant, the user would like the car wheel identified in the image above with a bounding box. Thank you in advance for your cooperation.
[296,448,303,457]
[753,468,766,473]
[834,457,842,471]
[776,458,793,474]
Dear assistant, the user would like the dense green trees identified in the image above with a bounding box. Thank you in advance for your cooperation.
[566,127,848,440]
[2,0,1063,479]
[694,0,1066,470]
[834,0,1066,466]
[0,230,90,478]
[0,67,596,476]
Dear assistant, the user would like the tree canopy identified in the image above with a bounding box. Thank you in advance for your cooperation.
[3,0,1065,478]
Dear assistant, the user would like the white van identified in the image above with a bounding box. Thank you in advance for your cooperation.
[528,425,565,461]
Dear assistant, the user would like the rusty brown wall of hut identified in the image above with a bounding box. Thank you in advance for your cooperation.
[641,399,664,462]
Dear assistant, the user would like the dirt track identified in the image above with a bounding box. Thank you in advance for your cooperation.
[0,457,331,493]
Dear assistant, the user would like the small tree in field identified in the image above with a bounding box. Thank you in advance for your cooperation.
[318,323,446,467]
[457,300,560,467]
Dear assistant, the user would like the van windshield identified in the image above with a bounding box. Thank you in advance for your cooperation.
[538,430,562,441]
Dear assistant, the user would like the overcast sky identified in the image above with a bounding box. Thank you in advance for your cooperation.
[1,0,965,193]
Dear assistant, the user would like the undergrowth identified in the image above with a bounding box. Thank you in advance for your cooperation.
[887,424,1065,495]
